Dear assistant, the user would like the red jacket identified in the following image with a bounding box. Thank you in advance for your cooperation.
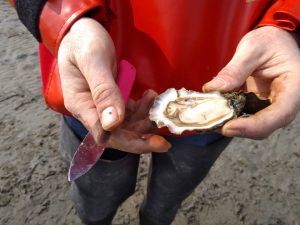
[10,0,300,115]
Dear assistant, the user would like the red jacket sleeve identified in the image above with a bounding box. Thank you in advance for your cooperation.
[39,0,113,56]
[8,0,112,56]
[258,0,300,31]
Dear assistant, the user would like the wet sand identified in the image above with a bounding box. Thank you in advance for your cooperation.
[1,1,300,225]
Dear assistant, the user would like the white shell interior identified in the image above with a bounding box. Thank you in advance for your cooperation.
[149,88,235,134]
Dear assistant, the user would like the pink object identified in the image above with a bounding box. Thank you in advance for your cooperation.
[117,60,136,102]
[68,60,136,181]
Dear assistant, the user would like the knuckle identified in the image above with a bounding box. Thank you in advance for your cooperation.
[241,35,259,51]
[219,65,237,78]
[239,122,270,140]
[92,83,118,106]
[246,128,269,140]
[240,29,265,50]
[236,127,248,138]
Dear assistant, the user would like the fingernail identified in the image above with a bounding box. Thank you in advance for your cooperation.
[204,78,225,91]
[101,106,119,130]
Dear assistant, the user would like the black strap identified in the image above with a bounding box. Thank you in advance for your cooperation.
[15,0,47,41]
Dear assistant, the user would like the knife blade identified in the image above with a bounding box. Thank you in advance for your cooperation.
[68,60,136,181]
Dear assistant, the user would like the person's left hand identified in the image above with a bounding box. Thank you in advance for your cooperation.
[203,26,300,139]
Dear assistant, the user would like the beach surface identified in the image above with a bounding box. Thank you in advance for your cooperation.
[1,1,300,224]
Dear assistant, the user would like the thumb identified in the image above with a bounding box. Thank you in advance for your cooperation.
[203,34,267,92]
[88,69,125,131]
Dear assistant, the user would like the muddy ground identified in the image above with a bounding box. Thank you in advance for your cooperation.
[1,1,300,225]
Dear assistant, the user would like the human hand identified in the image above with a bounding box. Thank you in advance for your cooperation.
[203,26,300,139]
[107,89,171,153]
[58,18,170,153]
[58,18,124,142]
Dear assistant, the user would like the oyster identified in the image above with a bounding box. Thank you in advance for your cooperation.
[149,88,270,135]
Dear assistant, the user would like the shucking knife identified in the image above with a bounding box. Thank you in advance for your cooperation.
[68,60,136,181]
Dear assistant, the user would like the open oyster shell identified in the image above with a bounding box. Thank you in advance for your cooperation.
[149,88,270,135]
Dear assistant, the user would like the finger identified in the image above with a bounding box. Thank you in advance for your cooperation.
[203,34,269,92]
[129,89,158,122]
[109,129,171,153]
[124,99,138,121]
[126,99,138,113]
[127,118,157,133]
[222,72,300,139]
[222,93,298,139]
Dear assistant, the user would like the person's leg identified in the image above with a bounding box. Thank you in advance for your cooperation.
[139,136,231,225]
[59,117,140,225]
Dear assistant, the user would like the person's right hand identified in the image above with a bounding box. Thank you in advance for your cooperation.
[58,18,122,137]
[58,18,170,153]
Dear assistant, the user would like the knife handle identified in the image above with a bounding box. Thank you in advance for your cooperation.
[117,60,136,103]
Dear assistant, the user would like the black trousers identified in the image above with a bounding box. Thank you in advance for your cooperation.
[59,118,231,225]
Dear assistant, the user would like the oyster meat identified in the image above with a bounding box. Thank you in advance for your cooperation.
[149,88,270,135]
